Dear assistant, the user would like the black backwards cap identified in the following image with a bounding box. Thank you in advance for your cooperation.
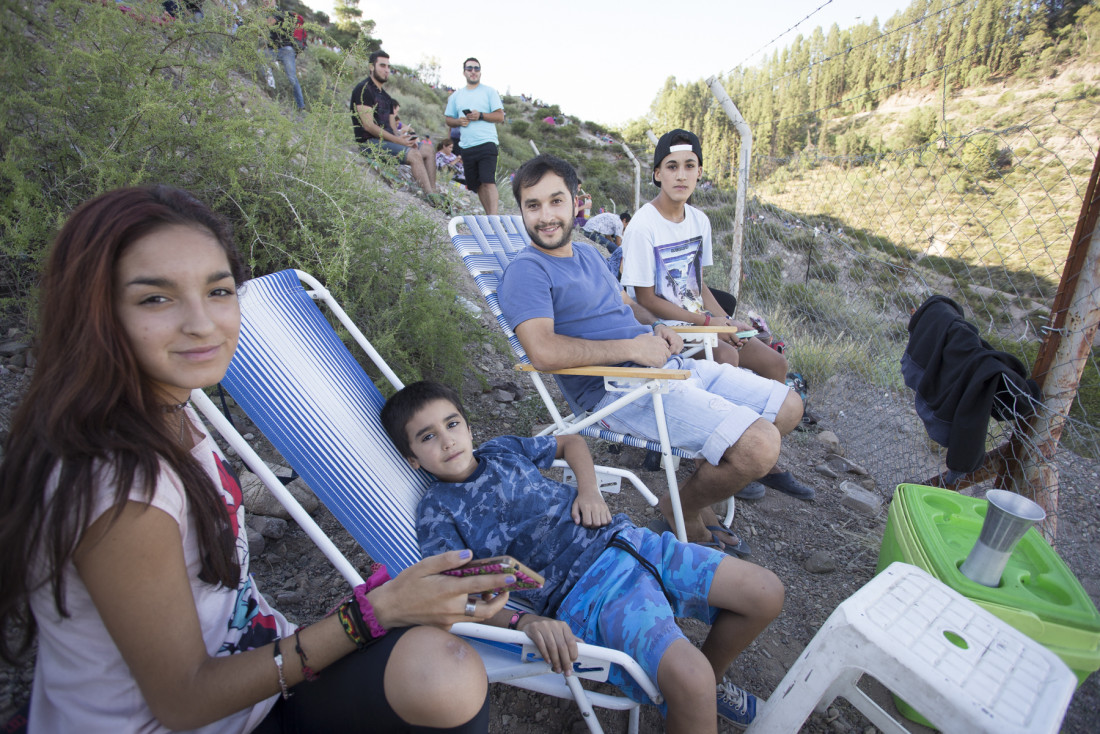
[652,129,702,187]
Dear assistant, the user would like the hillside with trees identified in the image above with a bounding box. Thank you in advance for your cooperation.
[627,0,1099,185]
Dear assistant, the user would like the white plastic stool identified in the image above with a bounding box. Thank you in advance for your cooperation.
[747,562,1076,734]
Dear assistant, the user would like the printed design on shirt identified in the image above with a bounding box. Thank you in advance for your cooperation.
[653,237,704,313]
[212,453,280,655]
[220,574,280,655]
[214,453,243,540]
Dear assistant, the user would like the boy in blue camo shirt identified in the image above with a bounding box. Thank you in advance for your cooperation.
[381,381,783,732]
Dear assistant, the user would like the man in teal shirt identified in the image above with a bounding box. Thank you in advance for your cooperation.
[444,58,504,214]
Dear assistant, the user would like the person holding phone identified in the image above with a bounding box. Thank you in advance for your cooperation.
[351,50,440,202]
[381,381,783,732]
[0,186,509,732]
[444,57,504,214]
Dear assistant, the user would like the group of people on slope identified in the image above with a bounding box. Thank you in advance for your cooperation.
[0,127,813,733]
[352,51,503,214]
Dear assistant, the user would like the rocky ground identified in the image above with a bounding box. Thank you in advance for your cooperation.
[1,198,1098,732]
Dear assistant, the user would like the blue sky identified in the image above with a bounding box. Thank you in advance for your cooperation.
[307,0,916,126]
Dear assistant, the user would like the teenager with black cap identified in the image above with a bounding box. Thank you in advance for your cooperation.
[621,129,814,501]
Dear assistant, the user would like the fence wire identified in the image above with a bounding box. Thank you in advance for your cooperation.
[592,102,1099,540]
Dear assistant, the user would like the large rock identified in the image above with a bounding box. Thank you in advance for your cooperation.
[804,550,837,574]
[247,514,288,540]
[816,431,841,454]
[839,480,882,516]
[241,466,320,519]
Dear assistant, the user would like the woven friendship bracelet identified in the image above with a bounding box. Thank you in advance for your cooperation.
[331,564,392,648]
[336,603,368,648]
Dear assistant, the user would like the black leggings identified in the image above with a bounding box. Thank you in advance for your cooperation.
[251,628,491,733]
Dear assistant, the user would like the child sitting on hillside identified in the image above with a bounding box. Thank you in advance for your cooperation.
[436,138,465,182]
[381,381,784,732]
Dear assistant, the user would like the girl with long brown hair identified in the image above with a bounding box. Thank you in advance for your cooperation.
[0,185,509,732]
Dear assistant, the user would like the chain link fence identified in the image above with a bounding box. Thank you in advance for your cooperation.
[582,101,1099,541]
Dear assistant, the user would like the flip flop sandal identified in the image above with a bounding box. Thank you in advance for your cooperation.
[645,517,753,558]
[707,525,753,558]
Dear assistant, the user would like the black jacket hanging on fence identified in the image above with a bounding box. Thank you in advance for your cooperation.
[901,295,1042,474]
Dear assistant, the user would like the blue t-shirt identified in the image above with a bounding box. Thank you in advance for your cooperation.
[444,85,503,148]
[416,435,632,616]
[499,241,649,412]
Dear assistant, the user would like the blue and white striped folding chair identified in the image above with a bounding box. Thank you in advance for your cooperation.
[448,215,735,540]
[190,269,658,734]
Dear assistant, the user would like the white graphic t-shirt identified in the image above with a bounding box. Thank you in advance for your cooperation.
[620,202,713,313]
[29,409,292,733]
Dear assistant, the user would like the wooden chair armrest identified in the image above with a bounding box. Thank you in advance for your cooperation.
[515,364,690,380]
[666,325,738,333]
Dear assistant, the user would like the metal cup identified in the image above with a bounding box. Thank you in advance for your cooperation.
[959,489,1046,587]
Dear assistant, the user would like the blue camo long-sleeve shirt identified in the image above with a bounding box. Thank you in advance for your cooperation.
[416,435,633,616]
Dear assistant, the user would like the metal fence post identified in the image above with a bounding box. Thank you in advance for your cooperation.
[620,143,641,213]
[706,76,752,300]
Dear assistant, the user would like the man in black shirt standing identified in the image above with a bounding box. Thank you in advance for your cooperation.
[350,51,438,199]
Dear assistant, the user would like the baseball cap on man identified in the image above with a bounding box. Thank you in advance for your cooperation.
[652,129,703,187]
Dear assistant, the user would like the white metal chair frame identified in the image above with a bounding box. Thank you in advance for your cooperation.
[191,269,660,734]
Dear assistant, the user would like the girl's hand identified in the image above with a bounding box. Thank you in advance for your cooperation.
[369,550,511,630]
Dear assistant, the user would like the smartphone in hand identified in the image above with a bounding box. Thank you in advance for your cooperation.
[443,555,545,590]
[462,108,473,116]
[735,329,759,339]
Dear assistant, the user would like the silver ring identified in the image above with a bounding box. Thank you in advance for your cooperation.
[464,601,477,617]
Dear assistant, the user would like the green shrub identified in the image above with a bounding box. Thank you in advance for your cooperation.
[848,261,870,283]
[0,0,477,388]
[810,262,839,283]
[1061,82,1099,101]
[778,228,817,254]
[745,258,783,293]
[899,107,939,148]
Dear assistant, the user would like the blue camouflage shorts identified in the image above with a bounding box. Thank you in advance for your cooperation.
[554,526,724,708]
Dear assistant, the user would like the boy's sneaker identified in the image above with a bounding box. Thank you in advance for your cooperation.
[716,678,758,729]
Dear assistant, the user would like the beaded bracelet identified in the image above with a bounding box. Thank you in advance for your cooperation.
[272,638,292,700]
[294,628,318,682]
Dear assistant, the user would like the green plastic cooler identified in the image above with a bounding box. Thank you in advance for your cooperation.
[876,483,1100,725]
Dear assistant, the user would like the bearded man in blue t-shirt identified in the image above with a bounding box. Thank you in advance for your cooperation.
[497,154,806,557]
